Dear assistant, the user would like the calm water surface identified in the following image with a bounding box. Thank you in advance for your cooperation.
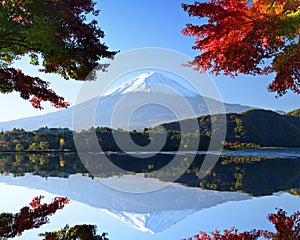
[0,148,299,239]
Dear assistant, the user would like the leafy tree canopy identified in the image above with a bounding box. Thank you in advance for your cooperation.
[184,209,300,239]
[182,0,300,96]
[0,195,108,239]
[0,196,69,238]
[0,0,116,109]
[40,224,109,240]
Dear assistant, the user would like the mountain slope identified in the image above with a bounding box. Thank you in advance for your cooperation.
[104,72,198,97]
[240,109,300,146]
[161,108,300,147]
[0,173,249,233]
[286,109,300,117]
[0,71,253,130]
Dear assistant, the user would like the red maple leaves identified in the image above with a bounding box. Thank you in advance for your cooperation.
[184,208,300,240]
[182,0,300,96]
[0,195,69,238]
[268,208,300,239]
[0,68,69,109]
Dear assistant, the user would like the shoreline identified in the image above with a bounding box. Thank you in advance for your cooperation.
[0,146,299,154]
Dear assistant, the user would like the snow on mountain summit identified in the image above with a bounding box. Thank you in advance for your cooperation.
[103,71,198,97]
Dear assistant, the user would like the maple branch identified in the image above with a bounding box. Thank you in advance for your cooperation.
[0,196,69,238]
[0,0,116,108]
[0,67,69,109]
[0,39,42,52]
[182,0,300,95]
[0,28,17,40]
[0,7,32,40]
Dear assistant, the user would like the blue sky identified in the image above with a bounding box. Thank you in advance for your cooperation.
[0,0,299,122]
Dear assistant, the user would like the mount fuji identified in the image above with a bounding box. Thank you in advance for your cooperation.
[103,71,198,97]
[0,173,250,233]
[0,71,254,130]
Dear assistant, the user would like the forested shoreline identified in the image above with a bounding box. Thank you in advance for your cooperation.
[0,109,299,153]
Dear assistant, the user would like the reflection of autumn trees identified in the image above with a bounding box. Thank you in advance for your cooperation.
[137,154,300,196]
[0,196,108,239]
[184,209,300,240]
[0,196,69,238]
[0,196,299,239]
[197,156,300,196]
[40,225,109,240]
[0,153,88,177]
[0,152,299,196]
[221,156,261,165]
[144,154,300,196]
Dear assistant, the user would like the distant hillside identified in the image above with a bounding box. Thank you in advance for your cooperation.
[2,109,299,150]
[235,109,300,146]
[161,109,300,147]
[286,109,300,116]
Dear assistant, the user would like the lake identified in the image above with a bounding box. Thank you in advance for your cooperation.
[0,148,300,239]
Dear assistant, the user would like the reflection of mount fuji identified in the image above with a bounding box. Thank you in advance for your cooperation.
[0,72,253,130]
[0,174,250,233]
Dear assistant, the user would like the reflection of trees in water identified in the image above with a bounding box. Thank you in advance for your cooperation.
[144,154,300,196]
[197,156,300,196]
[221,156,261,165]
[0,153,299,196]
[65,153,300,196]
[0,153,88,177]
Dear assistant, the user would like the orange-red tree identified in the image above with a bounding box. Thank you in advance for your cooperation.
[0,195,109,239]
[0,0,116,109]
[182,0,300,96]
[184,209,300,240]
[0,196,69,238]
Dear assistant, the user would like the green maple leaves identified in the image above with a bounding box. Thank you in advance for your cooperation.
[0,0,116,109]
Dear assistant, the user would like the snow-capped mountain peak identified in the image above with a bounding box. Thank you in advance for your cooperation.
[101,208,197,233]
[103,71,198,97]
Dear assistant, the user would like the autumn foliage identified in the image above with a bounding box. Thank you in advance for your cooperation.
[0,196,299,240]
[0,0,116,108]
[268,208,300,239]
[184,209,300,240]
[0,68,68,109]
[40,224,109,240]
[0,195,109,239]
[182,0,300,96]
[0,195,69,238]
